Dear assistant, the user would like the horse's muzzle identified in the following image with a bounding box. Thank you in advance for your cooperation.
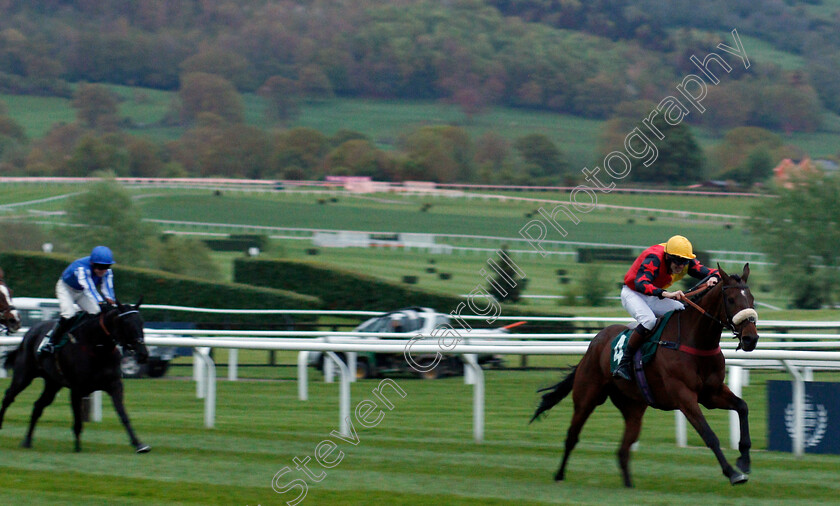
[5,316,21,334]
[740,334,758,352]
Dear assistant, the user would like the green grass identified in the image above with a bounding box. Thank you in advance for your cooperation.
[0,366,838,505]
[736,35,806,71]
[1,95,76,139]
[1,184,790,310]
[128,190,757,248]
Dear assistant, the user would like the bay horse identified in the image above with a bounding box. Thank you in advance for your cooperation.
[531,264,759,487]
[0,299,151,453]
[0,268,22,335]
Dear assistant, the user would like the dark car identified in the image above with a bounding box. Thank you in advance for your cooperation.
[308,307,508,379]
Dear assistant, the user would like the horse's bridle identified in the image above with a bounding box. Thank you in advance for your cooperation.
[0,290,18,335]
[682,283,757,346]
[98,307,143,347]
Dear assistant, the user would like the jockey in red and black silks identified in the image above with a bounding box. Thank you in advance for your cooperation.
[614,235,720,381]
[623,244,718,298]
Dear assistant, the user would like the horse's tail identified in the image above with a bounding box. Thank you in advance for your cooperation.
[529,366,577,424]
[3,347,18,370]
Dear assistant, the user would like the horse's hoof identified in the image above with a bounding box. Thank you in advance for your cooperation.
[19,440,31,449]
[136,444,151,453]
[730,473,748,485]
[736,458,751,474]
[553,471,564,482]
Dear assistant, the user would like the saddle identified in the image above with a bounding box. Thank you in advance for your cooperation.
[610,311,679,407]
[52,312,90,351]
[610,310,677,374]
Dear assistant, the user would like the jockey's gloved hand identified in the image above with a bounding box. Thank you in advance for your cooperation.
[99,301,111,313]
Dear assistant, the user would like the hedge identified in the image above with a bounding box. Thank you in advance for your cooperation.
[231,258,576,333]
[234,257,466,311]
[577,247,635,263]
[0,251,321,325]
[200,234,268,252]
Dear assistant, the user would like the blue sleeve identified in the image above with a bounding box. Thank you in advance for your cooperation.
[102,269,115,301]
[75,266,105,304]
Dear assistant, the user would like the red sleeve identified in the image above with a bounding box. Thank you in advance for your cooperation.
[634,254,664,297]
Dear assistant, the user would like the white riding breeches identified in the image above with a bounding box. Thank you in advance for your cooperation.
[56,279,101,319]
[620,285,684,331]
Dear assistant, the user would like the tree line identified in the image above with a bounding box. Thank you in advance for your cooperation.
[0,79,804,186]
[0,0,832,132]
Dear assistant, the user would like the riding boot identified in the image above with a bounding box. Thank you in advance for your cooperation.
[37,317,72,355]
[614,325,652,381]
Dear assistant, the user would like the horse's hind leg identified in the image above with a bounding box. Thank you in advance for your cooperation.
[555,382,606,482]
[0,369,36,429]
[107,381,150,453]
[21,381,61,448]
[614,396,647,488]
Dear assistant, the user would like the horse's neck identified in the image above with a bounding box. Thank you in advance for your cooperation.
[681,287,725,348]
[74,314,112,347]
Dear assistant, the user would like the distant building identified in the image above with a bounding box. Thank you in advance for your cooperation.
[772,157,821,188]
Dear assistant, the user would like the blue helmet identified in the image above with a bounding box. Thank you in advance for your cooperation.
[90,246,114,266]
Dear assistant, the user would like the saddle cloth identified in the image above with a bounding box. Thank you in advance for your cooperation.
[609,310,677,375]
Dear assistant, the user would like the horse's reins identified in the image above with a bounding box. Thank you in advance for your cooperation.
[677,283,757,351]
[98,309,139,336]
[679,285,730,329]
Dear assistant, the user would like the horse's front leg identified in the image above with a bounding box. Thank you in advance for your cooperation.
[107,380,150,453]
[703,385,751,475]
[70,390,84,452]
[21,381,61,448]
[677,388,747,485]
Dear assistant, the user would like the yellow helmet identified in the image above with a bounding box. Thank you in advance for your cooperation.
[664,235,696,259]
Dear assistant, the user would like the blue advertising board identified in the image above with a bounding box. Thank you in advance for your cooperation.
[767,381,840,454]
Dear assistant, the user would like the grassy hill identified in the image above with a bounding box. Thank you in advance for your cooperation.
[4,88,839,176]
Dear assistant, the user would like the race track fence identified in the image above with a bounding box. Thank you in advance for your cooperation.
[5,300,840,455]
[1,332,838,456]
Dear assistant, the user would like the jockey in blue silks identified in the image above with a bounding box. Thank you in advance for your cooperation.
[37,246,117,355]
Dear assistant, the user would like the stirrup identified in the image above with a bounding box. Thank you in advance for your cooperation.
[613,358,632,381]
[37,339,55,355]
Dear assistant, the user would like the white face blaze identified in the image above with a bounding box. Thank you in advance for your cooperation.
[0,284,19,321]
[732,308,758,326]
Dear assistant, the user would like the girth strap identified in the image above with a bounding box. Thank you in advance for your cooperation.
[658,340,722,357]
[632,349,662,409]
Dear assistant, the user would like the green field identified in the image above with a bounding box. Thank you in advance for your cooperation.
[0,356,838,505]
[0,183,788,310]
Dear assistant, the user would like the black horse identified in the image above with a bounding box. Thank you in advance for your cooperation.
[0,300,151,453]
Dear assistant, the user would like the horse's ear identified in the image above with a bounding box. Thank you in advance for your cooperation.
[135,295,143,309]
[717,263,730,283]
[742,263,750,283]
